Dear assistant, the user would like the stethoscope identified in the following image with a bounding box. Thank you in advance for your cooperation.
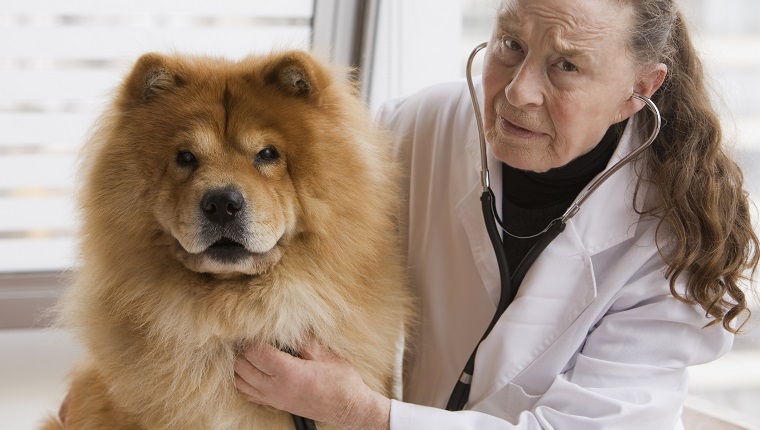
[446,42,663,411]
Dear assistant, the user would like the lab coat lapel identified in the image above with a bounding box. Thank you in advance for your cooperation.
[463,118,644,405]
[468,222,596,404]
[454,116,503,309]
[566,119,644,255]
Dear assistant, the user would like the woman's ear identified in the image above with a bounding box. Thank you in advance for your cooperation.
[634,62,668,98]
[614,63,668,123]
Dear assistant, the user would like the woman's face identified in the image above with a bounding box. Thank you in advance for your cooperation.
[483,0,649,172]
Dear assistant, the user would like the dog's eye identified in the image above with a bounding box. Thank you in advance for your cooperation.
[176,150,198,167]
[256,147,279,163]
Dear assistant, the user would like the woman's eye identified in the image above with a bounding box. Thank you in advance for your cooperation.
[557,60,578,72]
[256,146,279,163]
[503,38,523,52]
[176,150,198,167]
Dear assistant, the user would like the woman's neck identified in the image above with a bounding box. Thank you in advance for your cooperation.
[502,121,625,209]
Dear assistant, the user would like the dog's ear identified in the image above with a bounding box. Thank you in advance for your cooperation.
[125,53,185,103]
[262,51,326,100]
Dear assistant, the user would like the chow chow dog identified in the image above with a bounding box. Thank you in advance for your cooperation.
[41,50,411,430]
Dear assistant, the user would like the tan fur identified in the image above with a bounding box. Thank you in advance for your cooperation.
[42,51,412,430]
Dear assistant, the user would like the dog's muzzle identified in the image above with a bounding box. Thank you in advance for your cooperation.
[200,186,252,263]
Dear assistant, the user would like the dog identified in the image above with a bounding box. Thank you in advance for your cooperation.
[40,50,412,430]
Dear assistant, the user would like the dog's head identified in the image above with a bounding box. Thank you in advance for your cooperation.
[85,51,377,277]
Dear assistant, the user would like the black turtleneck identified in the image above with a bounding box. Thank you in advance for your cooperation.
[501,122,626,279]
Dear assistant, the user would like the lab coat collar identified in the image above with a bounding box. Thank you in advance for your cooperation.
[454,100,646,404]
[569,117,645,255]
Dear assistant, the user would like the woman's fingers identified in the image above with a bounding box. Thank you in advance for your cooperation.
[234,373,259,400]
[234,357,268,403]
[234,356,267,386]
[233,340,391,430]
[298,337,329,361]
[234,343,309,411]
[242,343,293,376]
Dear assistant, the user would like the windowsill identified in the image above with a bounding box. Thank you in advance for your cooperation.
[0,272,69,329]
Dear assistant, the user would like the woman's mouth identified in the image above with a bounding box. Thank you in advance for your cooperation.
[499,117,545,140]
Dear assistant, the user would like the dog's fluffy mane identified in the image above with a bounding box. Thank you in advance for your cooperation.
[53,51,410,429]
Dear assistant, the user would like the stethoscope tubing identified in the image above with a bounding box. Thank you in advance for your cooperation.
[467,42,491,192]
[293,414,318,430]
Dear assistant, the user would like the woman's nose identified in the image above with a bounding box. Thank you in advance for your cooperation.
[505,61,544,107]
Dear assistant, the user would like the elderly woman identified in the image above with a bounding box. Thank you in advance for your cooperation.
[234,0,759,428]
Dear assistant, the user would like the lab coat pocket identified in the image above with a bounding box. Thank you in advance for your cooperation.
[474,382,542,423]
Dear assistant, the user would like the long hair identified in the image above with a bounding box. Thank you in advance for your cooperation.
[626,0,759,332]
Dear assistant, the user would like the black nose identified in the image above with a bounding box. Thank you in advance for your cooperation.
[201,187,245,226]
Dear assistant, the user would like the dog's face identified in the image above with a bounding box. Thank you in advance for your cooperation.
[107,52,344,276]
[155,113,297,276]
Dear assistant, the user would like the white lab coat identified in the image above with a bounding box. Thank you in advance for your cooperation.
[377,80,733,429]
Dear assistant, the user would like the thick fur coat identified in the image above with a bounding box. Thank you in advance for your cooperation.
[41,50,411,430]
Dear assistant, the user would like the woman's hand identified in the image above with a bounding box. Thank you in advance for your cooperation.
[234,339,391,430]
